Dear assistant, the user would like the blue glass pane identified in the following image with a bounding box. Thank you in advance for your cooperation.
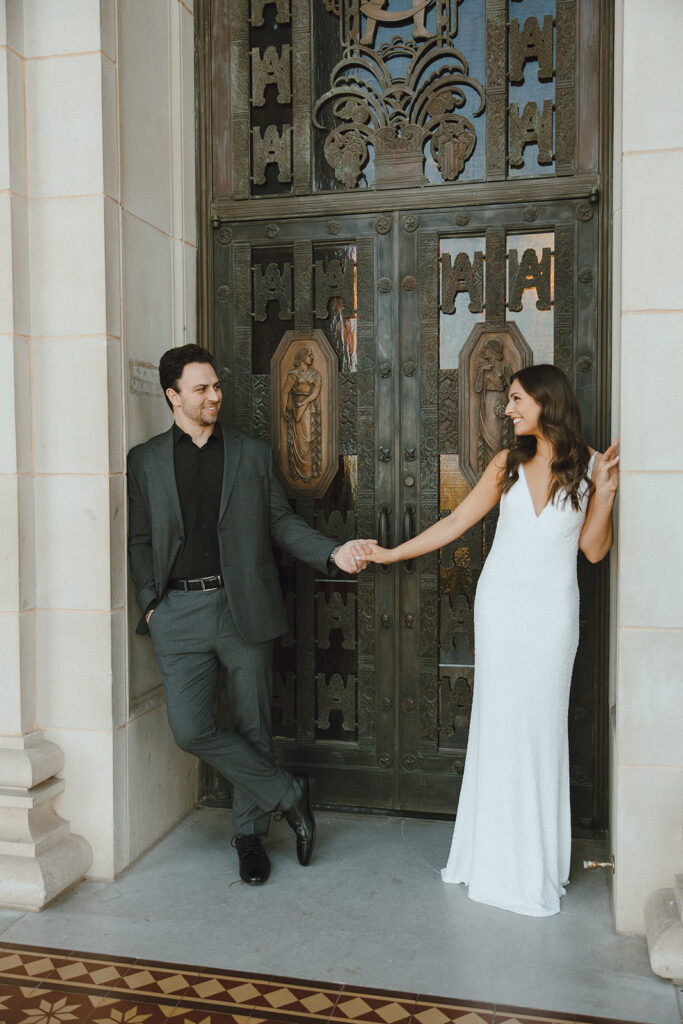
[506,231,554,362]
[508,0,556,178]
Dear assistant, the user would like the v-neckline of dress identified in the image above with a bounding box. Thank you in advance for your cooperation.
[520,463,551,519]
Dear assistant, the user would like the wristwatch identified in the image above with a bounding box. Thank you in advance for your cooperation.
[327,545,341,572]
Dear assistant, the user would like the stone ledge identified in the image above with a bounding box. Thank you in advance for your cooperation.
[645,885,683,983]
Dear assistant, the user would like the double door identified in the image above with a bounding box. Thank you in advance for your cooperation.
[210,195,605,826]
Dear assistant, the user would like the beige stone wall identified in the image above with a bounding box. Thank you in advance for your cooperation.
[0,0,198,891]
[611,0,683,935]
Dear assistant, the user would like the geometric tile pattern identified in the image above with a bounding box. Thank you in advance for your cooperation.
[0,943,649,1024]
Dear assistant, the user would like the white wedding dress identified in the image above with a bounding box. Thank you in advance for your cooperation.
[441,456,595,916]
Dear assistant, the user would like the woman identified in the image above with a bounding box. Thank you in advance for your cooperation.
[366,365,619,916]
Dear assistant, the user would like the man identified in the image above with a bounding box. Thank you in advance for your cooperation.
[128,344,371,884]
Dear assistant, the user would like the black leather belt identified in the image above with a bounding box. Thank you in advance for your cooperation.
[168,575,224,591]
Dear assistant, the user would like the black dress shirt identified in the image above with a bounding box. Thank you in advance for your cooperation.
[170,422,224,580]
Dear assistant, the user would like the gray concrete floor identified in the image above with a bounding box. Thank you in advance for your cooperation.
[0,809,678,1024]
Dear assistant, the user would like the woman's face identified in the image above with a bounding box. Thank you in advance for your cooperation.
[505,380,542,436]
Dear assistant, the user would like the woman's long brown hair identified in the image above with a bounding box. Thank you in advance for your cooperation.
[500,364,593,511]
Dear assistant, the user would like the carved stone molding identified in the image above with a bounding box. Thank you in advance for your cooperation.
[270,328,339,497]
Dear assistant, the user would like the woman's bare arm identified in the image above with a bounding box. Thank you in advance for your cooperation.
[366,451,507,564]
[579,439,619,563]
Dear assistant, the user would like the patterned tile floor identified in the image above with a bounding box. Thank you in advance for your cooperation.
[0,942,651,1024]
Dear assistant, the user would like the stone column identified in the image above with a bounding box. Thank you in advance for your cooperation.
[0,0,92,908]
[611,0,683,943]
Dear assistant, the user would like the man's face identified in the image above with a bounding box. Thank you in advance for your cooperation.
[167,362,222,427]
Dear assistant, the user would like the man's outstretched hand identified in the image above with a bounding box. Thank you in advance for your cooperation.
[333,539,377,574]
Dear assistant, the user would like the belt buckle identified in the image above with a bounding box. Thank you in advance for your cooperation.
[201,576,220,592]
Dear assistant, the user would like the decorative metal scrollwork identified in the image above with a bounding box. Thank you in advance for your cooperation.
[375,216,392,234]
[401,753,418,771]
[252,125,292,185]
[440,593,473,653]
[441,251,484,314]
[216,226,233,245]
[316,591,357,650]
[316,672,357,732]
[438,672,473,742]
[250,0,290,27]
[575,202,595,222]
[312,12,485,190]
[508,247,552,312]
[438,370,458,453]
[252,262,293,321]
[251,45,291,106]
[378,752,393,769]
[314,258,355,318]
[509,15,554,84]
[509,100,554,168]
[401,214,419,232]
[272,670,296,728]
[317,509,355,543]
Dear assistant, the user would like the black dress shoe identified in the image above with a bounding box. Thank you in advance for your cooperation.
[234,834,270,884]
[283,772,316,866]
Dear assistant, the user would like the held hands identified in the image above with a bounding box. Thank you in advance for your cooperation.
[592,438,620,501]
[363,541,398,565]
[333,539,377,573]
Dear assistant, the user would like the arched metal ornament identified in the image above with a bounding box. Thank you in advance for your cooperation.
[458,322,533,489]
[271,329,339,498]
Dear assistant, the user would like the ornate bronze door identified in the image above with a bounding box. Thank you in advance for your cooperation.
[198,0,610,830]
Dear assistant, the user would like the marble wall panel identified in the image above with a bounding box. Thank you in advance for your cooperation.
[26,54,105,197]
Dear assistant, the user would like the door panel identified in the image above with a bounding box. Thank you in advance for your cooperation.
[198,0,609,830]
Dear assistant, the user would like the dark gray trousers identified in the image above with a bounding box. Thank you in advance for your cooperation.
[148,587,295,835]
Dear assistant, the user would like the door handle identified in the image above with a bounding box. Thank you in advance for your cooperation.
[378,505,391,573]
[403,504,415,573]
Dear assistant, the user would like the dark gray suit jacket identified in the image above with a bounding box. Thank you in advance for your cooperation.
[127,426,335,643]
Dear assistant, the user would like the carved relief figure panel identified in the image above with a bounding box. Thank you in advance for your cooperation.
[458,323,532,488]
[271,329,339,497]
